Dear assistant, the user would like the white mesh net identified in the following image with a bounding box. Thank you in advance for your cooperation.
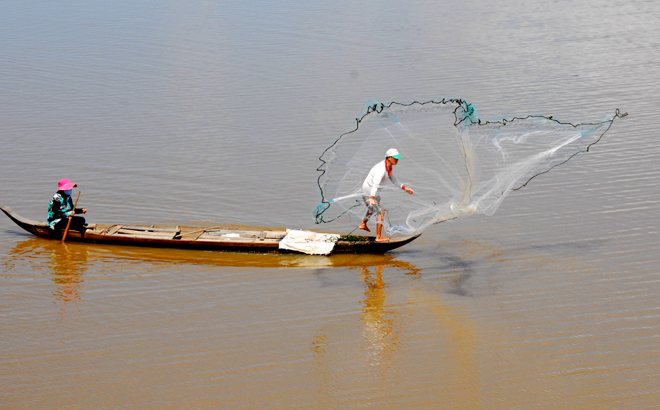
[315,100,625,236]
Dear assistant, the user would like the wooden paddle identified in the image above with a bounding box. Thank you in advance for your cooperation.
[61,191,81,243]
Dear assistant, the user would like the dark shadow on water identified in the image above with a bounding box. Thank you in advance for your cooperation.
[507,238,608,254]
[443,255,475,297]
[423,235,607,297]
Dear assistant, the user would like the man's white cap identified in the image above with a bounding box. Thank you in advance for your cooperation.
[386,148,402,159]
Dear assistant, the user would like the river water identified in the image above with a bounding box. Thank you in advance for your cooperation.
[1,0,659,408]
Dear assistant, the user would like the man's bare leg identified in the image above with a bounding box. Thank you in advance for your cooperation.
[375,211,389,242]
[359,208,373,232]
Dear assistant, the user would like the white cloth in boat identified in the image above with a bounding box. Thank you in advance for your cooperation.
[278,229,340,255]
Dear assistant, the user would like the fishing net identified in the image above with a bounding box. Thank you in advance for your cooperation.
[315,99,626,236]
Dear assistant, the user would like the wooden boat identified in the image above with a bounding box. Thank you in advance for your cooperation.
[1,206,420,254]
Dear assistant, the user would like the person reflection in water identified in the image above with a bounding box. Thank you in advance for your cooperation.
[359,261,421,369]
[47,178,87,232]
[358,148,414,243]
[49,243,87,315]
[5,237,89,317]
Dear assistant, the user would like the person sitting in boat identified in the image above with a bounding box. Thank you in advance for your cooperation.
[47,178,87,231]
[358,148,414,242]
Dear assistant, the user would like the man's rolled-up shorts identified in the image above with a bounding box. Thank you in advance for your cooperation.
[362,195,384,214]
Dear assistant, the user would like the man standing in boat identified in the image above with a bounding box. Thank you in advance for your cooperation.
[358,148,414,242]
[47,178,87,231]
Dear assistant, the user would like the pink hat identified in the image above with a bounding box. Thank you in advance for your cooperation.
[57,178,77,191]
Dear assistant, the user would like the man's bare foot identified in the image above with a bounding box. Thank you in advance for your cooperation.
[358,222,371,232]
[375,236,389,243]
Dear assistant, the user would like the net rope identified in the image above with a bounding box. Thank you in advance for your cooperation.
[315,99,627,236]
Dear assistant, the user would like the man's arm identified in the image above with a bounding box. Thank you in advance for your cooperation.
[389,174,414,195]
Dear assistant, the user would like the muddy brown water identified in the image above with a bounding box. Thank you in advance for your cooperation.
[1,0,659,408]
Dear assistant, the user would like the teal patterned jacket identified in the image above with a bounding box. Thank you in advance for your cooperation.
[47,193,79,230]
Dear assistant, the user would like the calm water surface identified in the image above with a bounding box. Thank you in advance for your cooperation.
[1,0,659,408]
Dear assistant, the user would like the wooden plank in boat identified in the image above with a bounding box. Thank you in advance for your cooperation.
[103,225,180,238]
[113,233,177,240]
[265,232,287,239]
[204,230,259,237]
[117,228,175,236]
[254,233,283,243]
[105,225,123,235]
[202,230,286,239]
[115,233,176,240]
[121,226,181,233]
[115,228,177,240]
[196,237,256,243]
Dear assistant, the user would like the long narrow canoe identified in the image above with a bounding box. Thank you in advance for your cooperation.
[1,206,420,254]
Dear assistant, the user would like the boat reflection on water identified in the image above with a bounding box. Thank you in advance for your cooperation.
[4,235,413,269]
[4,236,422,319]
[5,236,90,316]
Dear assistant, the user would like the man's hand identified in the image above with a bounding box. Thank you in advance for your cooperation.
[367,198,377,206]
[404,187,414,195]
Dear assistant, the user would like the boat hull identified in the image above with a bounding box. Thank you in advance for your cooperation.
[1,206,420,254]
